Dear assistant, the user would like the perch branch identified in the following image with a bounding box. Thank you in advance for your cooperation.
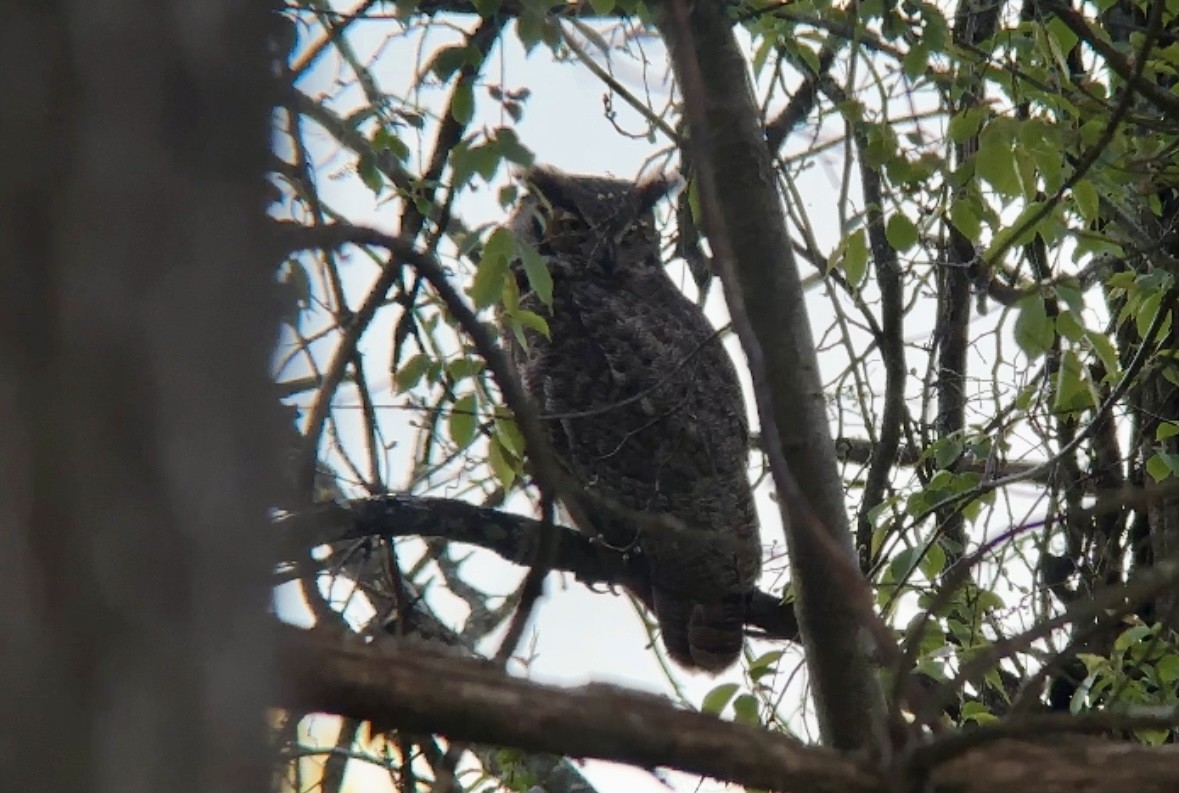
[277,494,800,641]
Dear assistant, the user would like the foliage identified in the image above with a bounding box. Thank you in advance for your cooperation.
[272,0,1179,790]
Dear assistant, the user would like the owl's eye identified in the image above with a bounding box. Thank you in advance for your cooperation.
[632,217,657,239]
[540,209,591,254]
[549,209,587,232]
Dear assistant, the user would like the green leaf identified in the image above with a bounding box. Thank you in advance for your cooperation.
[1021,119,1064,193]
[451,82,475,125]
[492,126,534,166]
[1071,672,1097,712]
[1147,452,1173,483]
[1114,624,1154,653]
[450,141,503,189]
[1056,282,1085,315]
[1158,423,1179,440]
[1054,351,1094,413]
[429,45,470,82]
[449,393,478,449]
[471,255,509,310]
[1014,297,1054,359]
[1156,654,1179,684]
[498,184,519,208]
[471,228,515,309]
[920,543,947,579]
[947,107,987,143]
[471,0,502,15]
[933,435,964,469]
[886,213,919,251]
[749,650,784,682]
[902,42,930,79]
[983,201,1047,264]
[1046,17,1080,60]
[797,44,821,76]
[1145,452,1179,483]
[974,587,1005,611]
[516,6,544,53]
[357,152,383,194]
[1085,330,1120,379]
[1136,728,1170,746]
[842,229,869,287]
[446,357,484,383]
[863,123,898,169]
[1079,118,1104,146]
[506,308,551,341]
[950,198,982,242]
[372,127,410,163]
[976,121,1022,196]
[1054,311,1085,342]
[888,546,923,585]
[700,683,739,715]
[1136,289,1171,339]
[1015,148,1038,200]
[587,0,615,13]
[961,701,998,724]
[519,245,553,307]
[494,416,525,459]
[488,436,516,490]
[394,353,432,392]
[1073,180,1099,221]
[482,225,515,264]
[732,694,760,726]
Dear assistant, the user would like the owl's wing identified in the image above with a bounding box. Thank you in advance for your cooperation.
[567,273,749,450]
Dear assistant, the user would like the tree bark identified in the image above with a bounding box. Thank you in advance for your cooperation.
[656,0,885,750]
[281,625,1179,793]
[0,3,283,790]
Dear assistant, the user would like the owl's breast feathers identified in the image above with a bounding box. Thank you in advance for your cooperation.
[515,268,759,586]
[501,165,761,671]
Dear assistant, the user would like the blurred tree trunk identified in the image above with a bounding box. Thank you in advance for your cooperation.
[658,0,884,751]
[0,3,283,791]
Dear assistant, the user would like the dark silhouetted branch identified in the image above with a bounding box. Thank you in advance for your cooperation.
[278,494,800,641]
[278,626,877,793]
[279,626,1179,793]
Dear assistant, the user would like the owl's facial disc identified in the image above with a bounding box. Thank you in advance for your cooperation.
[532,207,594,256]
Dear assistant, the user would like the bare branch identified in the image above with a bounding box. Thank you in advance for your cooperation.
[278,626,1179,793]
[278,626,879,793]
[278,494,801,641]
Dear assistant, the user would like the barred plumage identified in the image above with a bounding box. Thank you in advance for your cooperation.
[501,165,761,672]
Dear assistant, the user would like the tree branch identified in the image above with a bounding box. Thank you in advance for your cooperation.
[278,626,1179,793]
[278,626,878,793]
[656,0,885,750]
[278,494,800,641]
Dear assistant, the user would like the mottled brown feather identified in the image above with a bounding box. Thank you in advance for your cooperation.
[501,165,761,672]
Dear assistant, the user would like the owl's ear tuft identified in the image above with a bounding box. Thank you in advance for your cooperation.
[519,165,575,209]
[634,171,684,210]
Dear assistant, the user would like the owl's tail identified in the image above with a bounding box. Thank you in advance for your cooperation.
[652,588,746,672]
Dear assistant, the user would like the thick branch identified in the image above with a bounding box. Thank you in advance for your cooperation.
[279,494,800,641]
[929,738,1179,793]
[278,626,1179,793]
[278,627,878,793]
[656,0,884,750]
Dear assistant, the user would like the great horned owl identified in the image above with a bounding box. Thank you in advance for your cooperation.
[502,165,762,672]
